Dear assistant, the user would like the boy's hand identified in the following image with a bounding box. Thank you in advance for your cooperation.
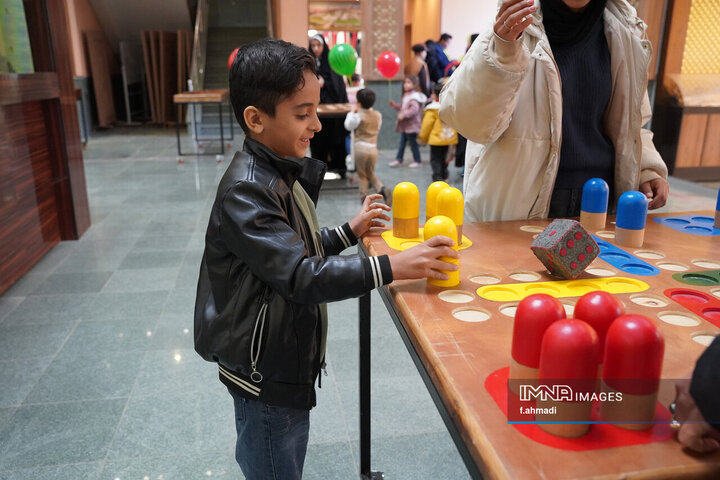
[389,236,459,281]
[349,194,391,237]
[673,378,720,454]
[640,177,669,210]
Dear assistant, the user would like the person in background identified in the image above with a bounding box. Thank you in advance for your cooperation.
[454,33,480,176]
[388,75,427,168]
[309,34,349,178]
[346,73,364,104]
[439,0,669,222]
[344,88,390,205]
[405,44,431,97]
[419,83,458,182]
[429,33,453,83]
[672,336,720,453]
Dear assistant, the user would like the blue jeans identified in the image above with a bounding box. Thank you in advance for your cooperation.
[229,389,310,480]
[396,132,421,164]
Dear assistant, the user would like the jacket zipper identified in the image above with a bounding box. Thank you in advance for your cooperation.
[250,288,269,383]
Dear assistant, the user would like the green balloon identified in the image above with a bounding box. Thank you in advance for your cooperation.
[328,43,358,77]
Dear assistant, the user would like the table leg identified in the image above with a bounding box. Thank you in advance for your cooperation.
[359,291,384,480]
[219,102,225,156]
[176,104,182,156]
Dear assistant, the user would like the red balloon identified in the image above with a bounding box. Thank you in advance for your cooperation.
[376,50,400,79]
[511,294,566,368]
[228,47,240,69]
[573,291,624,352]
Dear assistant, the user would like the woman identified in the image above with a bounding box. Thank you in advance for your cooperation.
[439,0,669,222]
[309,34,349,178]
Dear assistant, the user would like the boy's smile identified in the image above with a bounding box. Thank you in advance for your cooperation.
[247,71,322,159]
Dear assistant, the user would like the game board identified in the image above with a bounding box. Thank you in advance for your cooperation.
[361,211,720,479]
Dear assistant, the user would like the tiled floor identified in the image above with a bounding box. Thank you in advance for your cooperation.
[0,127,718,480]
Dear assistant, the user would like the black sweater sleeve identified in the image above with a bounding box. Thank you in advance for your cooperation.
[690,335,720,430]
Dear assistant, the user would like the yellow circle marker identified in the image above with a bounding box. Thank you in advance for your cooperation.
[425,215,459,287]
[426,181,449,220]
[392,182,419,238]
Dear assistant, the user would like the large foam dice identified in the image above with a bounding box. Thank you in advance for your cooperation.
[531,219,599,279]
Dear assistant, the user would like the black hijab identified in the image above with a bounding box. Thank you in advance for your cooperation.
[541,0,608,46]
[308,34,348,104]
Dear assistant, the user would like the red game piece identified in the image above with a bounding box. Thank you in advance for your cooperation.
[600,314,664,430]
[537,319,600,438]
[574,291,625,355]
[509,294,566,391]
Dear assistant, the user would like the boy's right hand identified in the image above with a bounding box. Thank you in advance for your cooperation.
[389,236,459,281]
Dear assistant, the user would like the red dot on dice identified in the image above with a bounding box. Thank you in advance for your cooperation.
[567,240,575,248]
[570,261,578,269]
[575,232,583,239]
[560,248,567,256]
[549,230,556,236]
[586,245,593,253]
[578,254,586,261]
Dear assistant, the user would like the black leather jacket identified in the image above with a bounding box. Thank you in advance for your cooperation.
[195,139,392,409]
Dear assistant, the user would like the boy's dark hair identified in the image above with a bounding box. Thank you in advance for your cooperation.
[439,33,452,42]
[411,44,425,54]
[432,83,443,97]
[229,38,316,134]
[356,88,375,109]
[351,73,361,83]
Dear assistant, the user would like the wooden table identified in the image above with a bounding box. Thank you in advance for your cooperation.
[173,89,234,157]
[358,212,720,479]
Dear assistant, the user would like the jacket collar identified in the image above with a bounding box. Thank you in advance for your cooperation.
[243,137,327,205]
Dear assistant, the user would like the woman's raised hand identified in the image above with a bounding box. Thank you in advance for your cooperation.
[494,0,536,41]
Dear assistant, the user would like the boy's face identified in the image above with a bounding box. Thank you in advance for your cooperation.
[250,70,322,159]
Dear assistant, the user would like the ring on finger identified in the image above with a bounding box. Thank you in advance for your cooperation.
[503,19,511,29]
[668,402,681,430]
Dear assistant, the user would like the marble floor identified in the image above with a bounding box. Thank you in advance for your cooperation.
[0,127,718,480]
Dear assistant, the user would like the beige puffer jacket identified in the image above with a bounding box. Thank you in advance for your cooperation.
[439,0,668,222]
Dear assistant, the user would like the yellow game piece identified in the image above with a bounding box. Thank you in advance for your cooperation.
[476,277,649,301]
[426,181,449,221]
[436,187,464,245]
[424,215,459,287]
[392,182,420,239]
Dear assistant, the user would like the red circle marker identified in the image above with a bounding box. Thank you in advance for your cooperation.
[567,240,575,248]
[560,248,567,256]
[570,261,578,269]
[586,245,593,253]
[578,254,586,262]
[549,230,556,236]
[575,232,583,240]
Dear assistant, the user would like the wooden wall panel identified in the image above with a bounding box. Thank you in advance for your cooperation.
[85,30,117,127]
[701,113,720,166]
[635,0,666,80]
[0,101,62,294]
[675,113,707,168]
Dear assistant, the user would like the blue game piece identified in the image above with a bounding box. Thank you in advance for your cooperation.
[616,191,648,230]
[581,178,609,214]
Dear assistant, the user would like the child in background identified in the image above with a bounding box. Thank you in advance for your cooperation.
[346,73,364,104]
[388,74,426,168]
[419,83,458,182]
[344,88,390,205]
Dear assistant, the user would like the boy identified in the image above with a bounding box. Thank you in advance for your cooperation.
[194,38,458,479]
[419,83,458,182]
[344,88,390,205]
